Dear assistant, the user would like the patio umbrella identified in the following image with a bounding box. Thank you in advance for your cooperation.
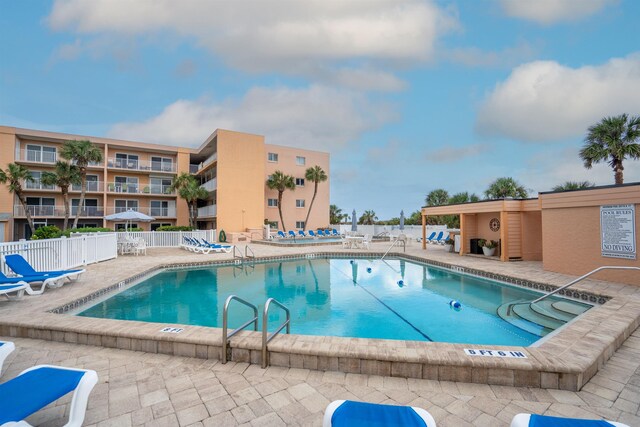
[399,210,405,230]
[351,209,357,232]
[105,209,155,230]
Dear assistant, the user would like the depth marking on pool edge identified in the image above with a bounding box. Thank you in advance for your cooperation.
[464,349,527,358]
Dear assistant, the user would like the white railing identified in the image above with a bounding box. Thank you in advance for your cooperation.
[104,207,176,217]
[20,149,57,164]
[333,224,448,239]
[194,153,217,174]
[201,177,217,192]
[106,183,175,195]
[198,205,217,217]
[24,180,56,191]
[119,230,217,247]
[107,158,177,173]
[71,181,104,192]
[14,205,104,217]
[0,233,118,275]
[23,180,104,192]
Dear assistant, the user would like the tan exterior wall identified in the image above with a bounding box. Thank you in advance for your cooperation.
[521,211,543,261]
[0,127,17,242]
[264,144,330,231]
[216,130,265,233]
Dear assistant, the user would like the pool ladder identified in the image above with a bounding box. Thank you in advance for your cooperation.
[233,245,256,262]
[221,295,290,368]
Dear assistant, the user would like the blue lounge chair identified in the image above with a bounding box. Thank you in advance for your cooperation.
[332,229,340,236]
[0,340,15,375]
[288,230,296,238]
[429,231,444,244]
[308,230,317,237]
[201,239,234,253]
[0,271,63,295]
[420,231,436,243]
[324,400,437,427]
[317,229,326,237]
[0,364,98,427]
[298,230,307,237]
[3,254,85,283]
[277,230,287,239]
[511,413,628,427]
[181,237,213,254]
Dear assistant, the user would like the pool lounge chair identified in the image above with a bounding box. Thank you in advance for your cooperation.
[317,229,326,237]
[0,340,15,375]
[181,237,213,254]
[0,364,98,427]
[332,229,340,236]
[288,230,297,238]
[277,230,287,239]
[298,230,307,237]
[429,231,444,244]
[0,272,65,295]
[324,400,437,427]
[201,239,234,253]
[511,413,629,427]
[308,230,317,237]
[419,231,436,243]
[3,254,85,283]
[0,283,28,301]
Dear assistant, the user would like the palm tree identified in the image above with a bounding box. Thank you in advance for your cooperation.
[329,204,345,224]
[358,210,378,225]
[580,114,640,185]
[41,161,81,230]
[0,163,36,235]
[552,181,595,192]
[303,165,327,230]
[170,173,208,228]
[266,170,295,231]
[484,177,528,199]
[448,192,480,204]
[59,140,103,228]
[425,189,449,206]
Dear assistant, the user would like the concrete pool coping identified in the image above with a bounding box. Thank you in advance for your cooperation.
[0,247,638,391]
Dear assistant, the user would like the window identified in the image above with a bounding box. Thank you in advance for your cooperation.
[268,198,278,207]
[296,199,305,208]
[114,153,139,170]
[25,145,56,163]
[151,222,172,231]
[296,221,305,229]
[114,176,138,193]
[268,152,278,162]
[26,171,55,190]
[150,156,174,172]
[116,223,138,231]
[72,199,99,216]
[25,197,55,216]
[150,200,170,217]
[150,177,172,194]
[295,178,305,186]
[296,156,306,166]
[114,199,138,213]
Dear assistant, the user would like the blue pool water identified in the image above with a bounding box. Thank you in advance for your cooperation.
[77,257,587,345]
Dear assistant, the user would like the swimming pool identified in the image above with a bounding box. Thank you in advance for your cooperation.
[77,257,591,346]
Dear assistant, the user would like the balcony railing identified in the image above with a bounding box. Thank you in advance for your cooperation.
[70,181,104,192]
[24,180,56,191]
[107,158,176,173]
[104,206,176,217]
[14,205,104,217]
[23,180,105,192]
[192,153,217,174]
[106,183,175,195]
[197,204,217,218]
[19,149,57,164]
[201,178,217,192]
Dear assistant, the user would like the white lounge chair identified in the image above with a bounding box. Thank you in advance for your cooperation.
[0,364,98,427]
[511,413,629,427]
[0,283,28,300]
[0,340,15,375]
[0,273,65,295]
[324,400,437,427]
[362,234,371,250]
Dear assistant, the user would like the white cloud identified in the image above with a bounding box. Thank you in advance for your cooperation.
[428,143,491,162]
[107,85,396,150]
[47,0,457,89]
[499,0,617,24]
[476,54,640,142]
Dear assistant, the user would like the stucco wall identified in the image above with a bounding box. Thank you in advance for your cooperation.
[542,205,640,286]
[521,211,543,261]
[0,127,16,242]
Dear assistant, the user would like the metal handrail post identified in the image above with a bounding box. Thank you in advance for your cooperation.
[262,298,291,368]
[222,295,258,364]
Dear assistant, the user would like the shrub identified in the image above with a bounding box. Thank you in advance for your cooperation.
[155,225,194,231]
[117,227,143,232]
[61,227,113,237]
[31,225,62,240]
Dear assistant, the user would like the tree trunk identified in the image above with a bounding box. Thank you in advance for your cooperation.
[18,191,35,236]
[277,190,286,231]
[73,167,87,229]
[303,181,318,231]
[192,202,199,230]
[614,160,624,185]
[62,187,70,230]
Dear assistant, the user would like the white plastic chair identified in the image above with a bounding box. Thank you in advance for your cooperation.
[134,238,147,256]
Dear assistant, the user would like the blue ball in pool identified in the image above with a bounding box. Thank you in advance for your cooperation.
[449,300,462,309]
[397,280,404,287]
[367,267,372,273]
[350,260,354,264]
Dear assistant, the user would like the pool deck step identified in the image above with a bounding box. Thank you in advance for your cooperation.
[496,303,552,337]
[552,300,591,316]
[530,300,574,323]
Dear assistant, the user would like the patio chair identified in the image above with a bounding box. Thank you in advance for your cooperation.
[323,400,437,427]
[0,340,15,375]
[0,365,98,427]
[288,230,297,238]
[317,229,326,237]
[277,230,287,239]
[0,283,28,301]
[511,413,629,427]
[0,271,65,295]
[419,231,436,243]
[3,254,85,283]
[133,238,147,256]
[298,230,307,237]
[308,230,317,237]
[362,234,371,250]
[429,231,444,244]
[332,229,340,236]
[201,239,234,253]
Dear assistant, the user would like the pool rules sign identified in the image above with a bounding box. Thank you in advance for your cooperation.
[600,204,636,260]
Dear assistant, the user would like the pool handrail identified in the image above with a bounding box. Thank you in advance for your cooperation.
[262,298,290,368]
[222,295,258,364]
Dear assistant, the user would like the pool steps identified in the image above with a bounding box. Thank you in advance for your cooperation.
[497,299,591,337]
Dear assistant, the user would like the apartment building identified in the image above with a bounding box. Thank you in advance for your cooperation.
[0,126,329,241]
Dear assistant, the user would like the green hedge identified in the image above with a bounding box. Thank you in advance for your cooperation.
[61,227,112,237]
[31,225,62,240]
[155,225,194,231]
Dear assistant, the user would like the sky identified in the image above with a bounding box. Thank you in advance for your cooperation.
[1,0,639,219]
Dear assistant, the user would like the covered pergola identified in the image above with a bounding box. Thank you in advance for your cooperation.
[421,198,543,262]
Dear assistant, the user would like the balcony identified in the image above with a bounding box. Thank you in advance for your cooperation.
[14,205,104,217]
[197,204,217,218]
[104,206,176,217]
[201,178,217,192]
[192,153,217,174]
[23,180,56,191]
[22,180,105,192]
[19,149,57,164]
[107,158,176,173]
[106,183,175,195]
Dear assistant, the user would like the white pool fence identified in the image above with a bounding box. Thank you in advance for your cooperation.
[332,224,448,239]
